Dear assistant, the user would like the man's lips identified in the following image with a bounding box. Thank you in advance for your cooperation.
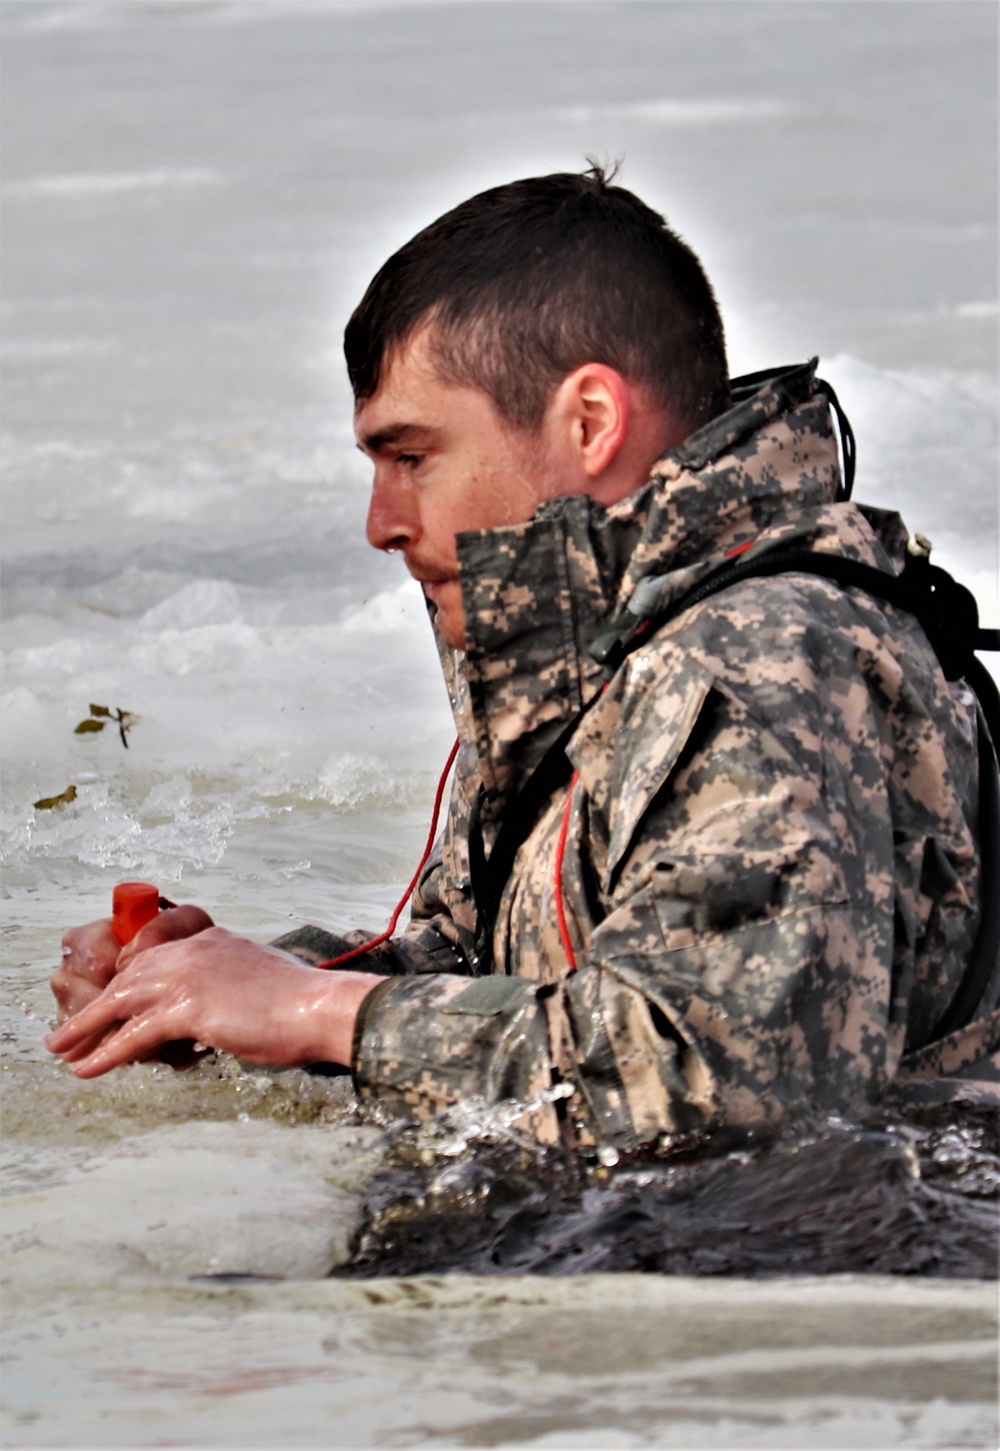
[415,576,458,601]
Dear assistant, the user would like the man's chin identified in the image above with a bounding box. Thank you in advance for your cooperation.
[435,611,466,651]
[422,583,466,650]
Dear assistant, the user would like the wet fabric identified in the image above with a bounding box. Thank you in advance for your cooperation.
[292,362,997,1149]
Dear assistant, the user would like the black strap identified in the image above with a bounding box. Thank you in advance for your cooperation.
[930,704,1000,1036]
[468,543,1000,1031]
[817,378,857,500]
[608,545,999,741]
[727,366,856,499]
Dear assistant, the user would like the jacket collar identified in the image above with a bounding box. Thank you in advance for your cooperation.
[444,362,862,818]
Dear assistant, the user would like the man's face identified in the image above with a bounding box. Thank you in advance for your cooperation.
[355,328,559,649]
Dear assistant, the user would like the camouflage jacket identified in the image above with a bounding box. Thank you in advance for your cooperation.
[283,361,995,1148]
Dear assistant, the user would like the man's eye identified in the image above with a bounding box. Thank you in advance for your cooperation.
[398,453,424,469]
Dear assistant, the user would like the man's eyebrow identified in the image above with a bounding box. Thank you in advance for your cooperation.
[356,422,435,454]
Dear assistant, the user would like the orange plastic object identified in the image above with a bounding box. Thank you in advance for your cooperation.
[111,881,160,944]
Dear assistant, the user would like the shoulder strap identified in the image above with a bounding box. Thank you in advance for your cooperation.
[598,545,999,735]
[931,703,1000,1035]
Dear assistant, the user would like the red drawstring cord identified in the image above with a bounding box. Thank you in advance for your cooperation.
[553,676,614,974]
[314,736,460,969]
[315,726,583,974]
[554,770,579,972]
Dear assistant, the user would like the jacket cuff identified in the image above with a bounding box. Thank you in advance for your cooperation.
[350,973,561,1140]
[350,976,401,1065]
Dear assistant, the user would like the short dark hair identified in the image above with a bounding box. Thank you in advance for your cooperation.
[344,165,730,435]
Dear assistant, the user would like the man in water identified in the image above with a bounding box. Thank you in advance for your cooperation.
[48,168,996,1149]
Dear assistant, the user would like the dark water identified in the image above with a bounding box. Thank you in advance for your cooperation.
[340,1104,999,1279]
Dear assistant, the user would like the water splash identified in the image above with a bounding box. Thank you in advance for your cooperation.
[340,1103,999,1280]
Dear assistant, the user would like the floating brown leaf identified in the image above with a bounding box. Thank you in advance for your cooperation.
[34,785,78,811]
[74,704,137,748]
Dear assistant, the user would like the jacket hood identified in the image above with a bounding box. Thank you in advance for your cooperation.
[440,360,909,823]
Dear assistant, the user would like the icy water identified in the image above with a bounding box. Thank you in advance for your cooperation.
[2,1,998,1446]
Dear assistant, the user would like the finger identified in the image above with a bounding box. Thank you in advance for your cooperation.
[49,966,103,1024]
[46,979,137,1055]
[57,1022,124,1063]
[69,1011,181,1078]
[117,905,215,967]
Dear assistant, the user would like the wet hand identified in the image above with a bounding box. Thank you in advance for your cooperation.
[50,905,214,1022]
[45,926,383,1077]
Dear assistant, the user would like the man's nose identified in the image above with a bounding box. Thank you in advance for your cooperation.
[365,468,418,553]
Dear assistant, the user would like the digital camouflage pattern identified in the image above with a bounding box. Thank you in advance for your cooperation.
[288,362,998,1148]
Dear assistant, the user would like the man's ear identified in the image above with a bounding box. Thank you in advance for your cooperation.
[550,363,630,479]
